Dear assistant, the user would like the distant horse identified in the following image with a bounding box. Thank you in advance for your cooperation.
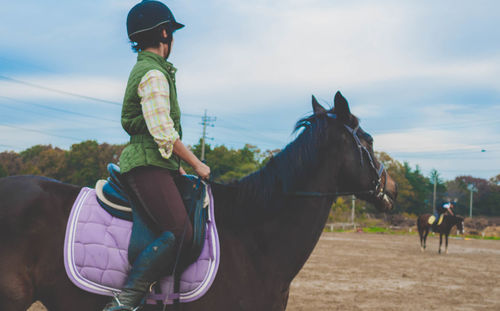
[0,92,397,311]
[417,214,464,254]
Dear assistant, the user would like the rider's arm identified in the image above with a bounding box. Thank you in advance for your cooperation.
[173,139,210,179]
[138,70,210,179]
[138,69,179,160]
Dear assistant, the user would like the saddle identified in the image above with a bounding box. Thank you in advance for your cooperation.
[96,163,208,269]
[64,163,220,305]
[428,214,444,226]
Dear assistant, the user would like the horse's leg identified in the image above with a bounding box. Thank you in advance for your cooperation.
[439,233,442,254]
[423,228,429,251]
[418,230,422,251]
[0,252,34,311]
[445,234,449,254]
[418,226,424,251]
[40,269,108,311]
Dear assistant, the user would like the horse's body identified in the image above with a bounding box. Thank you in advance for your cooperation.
[0,93,396,310]
[417,214,464,254]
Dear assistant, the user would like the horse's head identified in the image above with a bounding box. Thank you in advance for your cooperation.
[310,91,397,212]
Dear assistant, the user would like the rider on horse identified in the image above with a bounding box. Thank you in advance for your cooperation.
[103,1,210,310]
[432,201,455,225]
[438,202,455,217]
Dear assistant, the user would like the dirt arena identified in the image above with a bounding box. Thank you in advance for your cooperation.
[29,232,500,311]
[287,232,500,311]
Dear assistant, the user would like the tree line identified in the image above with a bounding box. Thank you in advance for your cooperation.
[0,140,498,217]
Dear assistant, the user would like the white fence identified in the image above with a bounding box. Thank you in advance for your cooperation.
[325,223,358,231]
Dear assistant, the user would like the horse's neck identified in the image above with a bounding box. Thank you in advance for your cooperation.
[240,163,335,283]
[261,193,333,283]
[442,216,456,233]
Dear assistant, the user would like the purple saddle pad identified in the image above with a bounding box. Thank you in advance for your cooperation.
[64,186,220,305]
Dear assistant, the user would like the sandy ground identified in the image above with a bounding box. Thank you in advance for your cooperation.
[287,232,500,311]
[29,232,500,311]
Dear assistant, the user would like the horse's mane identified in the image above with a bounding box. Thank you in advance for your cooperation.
[214,108,362,225]
[231,113,331,218]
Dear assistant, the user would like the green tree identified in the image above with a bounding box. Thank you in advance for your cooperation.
[0,164,7,178]
[20,145,67,179]
[330,197,351,222]
[454,175,500,216]
[188,140,263,182]
[404,163,432,215]
[0,151,24,176]
[377,152,416,214]
[65,141,109,186]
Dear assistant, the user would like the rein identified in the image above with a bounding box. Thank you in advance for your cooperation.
[289,190,373,198]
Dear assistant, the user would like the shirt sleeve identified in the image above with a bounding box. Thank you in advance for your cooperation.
[138,69,180,160]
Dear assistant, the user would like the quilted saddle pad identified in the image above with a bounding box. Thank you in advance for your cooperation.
[64,186,220,304]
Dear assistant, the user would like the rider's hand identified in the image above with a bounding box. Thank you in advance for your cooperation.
[194,162,210,180]
[179,166,187,175]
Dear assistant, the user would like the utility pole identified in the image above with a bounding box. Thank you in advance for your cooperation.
[467,184,478,218]
[351,195,355,224]
[430,169,439,214]
[200,110,216,161]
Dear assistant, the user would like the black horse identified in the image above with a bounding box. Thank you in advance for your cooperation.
[0,92,396,311]
[417,214,464,254]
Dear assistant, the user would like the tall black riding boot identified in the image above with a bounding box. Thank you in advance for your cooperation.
[102,231,176,311]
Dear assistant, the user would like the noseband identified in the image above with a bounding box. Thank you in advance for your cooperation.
[343,123,387,199]
[291,113,388,200]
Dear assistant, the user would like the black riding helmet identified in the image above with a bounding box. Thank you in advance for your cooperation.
[127,0,184,40]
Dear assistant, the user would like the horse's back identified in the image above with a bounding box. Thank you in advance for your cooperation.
[0,175,80,232]
[417,214,431,228]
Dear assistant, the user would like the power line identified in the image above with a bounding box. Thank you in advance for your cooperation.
[0,124,84,141]
[0,96,117,123]
[0,75,122,106]
[0,144,17,149]
[0,75,205,121]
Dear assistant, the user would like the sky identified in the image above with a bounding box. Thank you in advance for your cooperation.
[0,0,499,181]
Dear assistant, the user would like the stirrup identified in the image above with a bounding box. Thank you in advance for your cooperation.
[105,294,143,311]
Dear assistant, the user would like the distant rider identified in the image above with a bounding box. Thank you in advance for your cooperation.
[440,202,455,216]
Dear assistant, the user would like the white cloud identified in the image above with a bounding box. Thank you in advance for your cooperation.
[178,1,500,104]
[2,0,500,180]
[375,129,480,153]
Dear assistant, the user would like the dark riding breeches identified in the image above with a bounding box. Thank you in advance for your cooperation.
[124,165,193,248]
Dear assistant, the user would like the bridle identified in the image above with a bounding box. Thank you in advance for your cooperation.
[343,122,387,200]
[291,113,388,201]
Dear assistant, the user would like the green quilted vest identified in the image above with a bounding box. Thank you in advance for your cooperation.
[119,51,182,173]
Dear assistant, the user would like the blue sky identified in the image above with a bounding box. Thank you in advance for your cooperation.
[1,0,499,181]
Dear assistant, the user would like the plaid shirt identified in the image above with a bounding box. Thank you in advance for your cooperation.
[138,69,180,160]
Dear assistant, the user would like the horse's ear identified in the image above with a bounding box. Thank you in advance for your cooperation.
[312,95,326,115]
[333,91,351,120]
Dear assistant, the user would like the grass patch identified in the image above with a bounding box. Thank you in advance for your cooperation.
[362,226,393,234]
[464,235,500,240]
[323,227,352,233]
